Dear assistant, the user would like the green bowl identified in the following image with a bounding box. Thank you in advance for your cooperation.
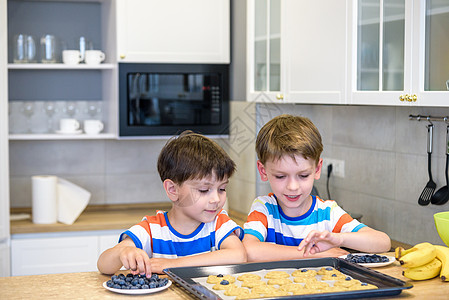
[434,211,449,247]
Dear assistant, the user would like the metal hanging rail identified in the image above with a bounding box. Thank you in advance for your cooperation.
[409,115,449,123]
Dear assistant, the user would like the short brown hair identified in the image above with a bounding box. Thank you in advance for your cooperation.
[256,114,323,165]
[157,130,236,184]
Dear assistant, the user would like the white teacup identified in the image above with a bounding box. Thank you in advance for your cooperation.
[85,50,105,65]
[59,118,80,133]
[84,120,104,134]
[62,50,82,65]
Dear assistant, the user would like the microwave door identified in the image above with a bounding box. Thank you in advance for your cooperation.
[129,73,144,125]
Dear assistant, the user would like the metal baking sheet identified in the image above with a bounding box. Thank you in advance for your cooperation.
[163,258,413,299]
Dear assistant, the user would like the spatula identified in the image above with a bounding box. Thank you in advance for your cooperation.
[431,124,449,205]
[418,123,436,206]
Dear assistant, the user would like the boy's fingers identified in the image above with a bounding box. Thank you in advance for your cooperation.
[135,255,147,275]
[144,257,152,277]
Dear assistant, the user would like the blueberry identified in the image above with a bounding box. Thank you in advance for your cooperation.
[131,279,139,286]
[159,278,169,286]
[118,273,126,279]
[112,278,120,284]
[220,280,230,285]
[301,269,308,272]
[106,280,114,287]
[345,277,351,281]
[331,274,337,277]
[141,284,149,289]
[130,286,139,289]
[113,284,121,289]
[217,274,224,277]
[325,267,333,271]
[138,278,145,285]
[361,282,368,286]
[125,277,133,282]
[151,274,159,281]
[149,282,157,289]
[126,273,133,278]
[111,275,118,281]
[118,279,126,286]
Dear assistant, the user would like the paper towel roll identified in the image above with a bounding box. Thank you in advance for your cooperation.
[32,175,58,224]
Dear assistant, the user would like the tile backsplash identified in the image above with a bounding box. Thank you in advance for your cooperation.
[9,101,449,246]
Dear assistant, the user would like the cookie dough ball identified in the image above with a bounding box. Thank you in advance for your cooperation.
[267,278,292,286]
[212,282,236,290]
[252,284,278,294]
[206,274,235,284]
[264,271,290,279]
[237,273,261,281]
[321,272,347,281]
[279,283,305,293]
[293,276,318,284]
[292,269,318,277]
[333,277,361,288]
[223,286,250,297]
[241,280,266,288]
[317,267,338,275]
[304,281,330,290]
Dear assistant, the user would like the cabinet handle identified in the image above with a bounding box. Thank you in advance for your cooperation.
[411,94,417,102]
[399,94,405,101]
[276,94,284,100]
[120,54,126,59]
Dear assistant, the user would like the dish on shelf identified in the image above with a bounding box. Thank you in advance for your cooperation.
[55,129,83,135]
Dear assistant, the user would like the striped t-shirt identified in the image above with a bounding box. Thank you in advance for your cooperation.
[244,194,366,246]
[119,210,243,258]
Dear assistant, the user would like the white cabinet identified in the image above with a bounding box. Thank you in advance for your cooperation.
[11,231,122,276]
[349,0,449,106]
[247,0,348,104]
[116,0,230,63]
[7,0,118,140]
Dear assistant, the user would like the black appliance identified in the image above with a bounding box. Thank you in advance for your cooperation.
[118,63,229,137]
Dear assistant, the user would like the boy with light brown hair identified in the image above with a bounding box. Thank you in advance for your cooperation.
[243,114,391,262]
[98,130,246,276]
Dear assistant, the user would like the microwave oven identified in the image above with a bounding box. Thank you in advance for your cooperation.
[118,63,229,137]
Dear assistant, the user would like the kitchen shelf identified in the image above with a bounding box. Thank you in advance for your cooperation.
[8,63,115,70]
[9,133,117,140]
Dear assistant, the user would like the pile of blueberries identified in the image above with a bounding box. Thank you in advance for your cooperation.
[344,253,390,264]
[106,273,169,290]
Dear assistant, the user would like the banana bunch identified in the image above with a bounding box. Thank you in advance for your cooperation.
[395,242,449,281]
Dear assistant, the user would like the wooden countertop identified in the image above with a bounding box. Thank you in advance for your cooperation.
[10,203,248,235]
[1,254,448,299]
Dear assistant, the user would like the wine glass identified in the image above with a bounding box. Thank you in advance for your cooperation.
[64,101,77,117]
[21,102,35,133]
[44,101,56,132]
[87,102,99,118]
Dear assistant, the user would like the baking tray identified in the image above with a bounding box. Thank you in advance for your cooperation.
[163,258,413,299]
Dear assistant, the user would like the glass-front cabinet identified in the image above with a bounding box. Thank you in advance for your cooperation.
[350,0,449,106]
[247,0,347,104]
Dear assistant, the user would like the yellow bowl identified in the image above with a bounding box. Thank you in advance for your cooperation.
[434,211,449,247]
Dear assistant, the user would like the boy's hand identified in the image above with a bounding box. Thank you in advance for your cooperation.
[119,246,152,277]
[298,230,343,257]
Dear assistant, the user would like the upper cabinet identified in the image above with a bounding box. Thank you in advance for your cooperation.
[349,0,449,106]
[116,0,230,63]
[247,0,348,104]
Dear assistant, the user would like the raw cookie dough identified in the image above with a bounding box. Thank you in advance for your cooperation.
[292,269,318,277]
[317,267,339,275]
[293,276,318,284]
[206,274,236,284]
[223,286,251,297]
[237,273,261,281]
[321,272,347,281]
[304,281,330,290]
[264,271,290,279]
[267,278,292,286]
[241,280,266,288]
[333,278,361,288]
[252,284,278,294]
[279,283,305,293]
[212,282,237,290]
[348,282,378,290]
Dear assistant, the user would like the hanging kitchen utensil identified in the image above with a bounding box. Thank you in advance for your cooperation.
[418,123,436,205]
[431,123,449,205]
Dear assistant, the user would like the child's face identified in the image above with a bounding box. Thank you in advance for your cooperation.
[175,174,229,224]
[257,154,322,216]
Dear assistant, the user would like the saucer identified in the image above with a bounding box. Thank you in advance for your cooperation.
[55,129,82,135]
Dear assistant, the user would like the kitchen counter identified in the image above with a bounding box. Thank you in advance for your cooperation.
[1,254,448,299]
[9,203,248,234]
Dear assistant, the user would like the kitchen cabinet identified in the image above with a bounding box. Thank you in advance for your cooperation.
[116,0,230,63]
[349,0,449,106]
[6,0,118,140]
[246,0,348,104]
[11,230,121,276]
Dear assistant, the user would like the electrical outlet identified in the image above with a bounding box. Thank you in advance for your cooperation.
[322,158,345,178]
